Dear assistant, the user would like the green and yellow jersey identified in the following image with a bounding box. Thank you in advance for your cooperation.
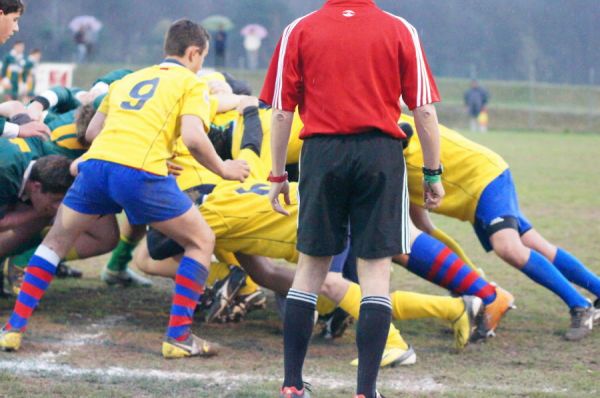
[401,114,508,223]
[0,138,42,217]
[83,61,212,176]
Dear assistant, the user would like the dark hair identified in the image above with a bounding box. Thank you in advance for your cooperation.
[30,48,41,54]
[0,0,24,15]
[75,104,96,147]
[12,40,23,46]
[399,122,414,150]
[30,155,74,194]
[164,19,210,57]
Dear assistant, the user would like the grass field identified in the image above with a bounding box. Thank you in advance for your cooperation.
[0,130,599,397]
[72,65,600,133]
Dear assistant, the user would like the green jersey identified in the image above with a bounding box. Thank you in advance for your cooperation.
[0,138,42,218]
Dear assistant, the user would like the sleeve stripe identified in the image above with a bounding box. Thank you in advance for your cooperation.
[385,12,432,107]
[273,12,315,110]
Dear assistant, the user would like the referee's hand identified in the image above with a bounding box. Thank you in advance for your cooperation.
[269,181,291,216]
[424,180,444,210]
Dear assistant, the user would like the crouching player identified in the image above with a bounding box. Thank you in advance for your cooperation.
[0,19,250,356]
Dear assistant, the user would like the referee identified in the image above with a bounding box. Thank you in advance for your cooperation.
[260,1,444,397]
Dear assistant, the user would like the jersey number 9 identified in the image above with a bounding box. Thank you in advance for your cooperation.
[121,78,160,111]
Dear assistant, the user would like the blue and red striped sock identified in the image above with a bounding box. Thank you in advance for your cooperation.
[407,233,497,305]
[166,256,208,341]
[6,245,59,332]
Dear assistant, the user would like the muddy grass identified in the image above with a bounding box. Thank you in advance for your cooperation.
[1,131,600,397]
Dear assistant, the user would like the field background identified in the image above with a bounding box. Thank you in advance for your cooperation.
[0,68,599,397]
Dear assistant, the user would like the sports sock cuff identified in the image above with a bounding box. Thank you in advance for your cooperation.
[179,256,209,285]
[34,245,60,267]
[361,296,392,311]
[119,234,139,246]
[287,289,318,307]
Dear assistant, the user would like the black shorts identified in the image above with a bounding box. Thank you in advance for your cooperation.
[297,131,409,259]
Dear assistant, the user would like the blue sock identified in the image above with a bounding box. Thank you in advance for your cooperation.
[521,250,590,309]
[553,248,600,298]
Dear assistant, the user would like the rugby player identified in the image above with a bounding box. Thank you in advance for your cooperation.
[401,115,599,340]
[0,19,250,357]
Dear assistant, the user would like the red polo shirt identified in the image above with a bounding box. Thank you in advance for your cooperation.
[260,0,440,139]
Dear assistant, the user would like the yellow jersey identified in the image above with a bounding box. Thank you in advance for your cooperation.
[401,115,508,222]
[83,61,212,176]
[200,152,299,264]
[171,96,222,191]
[229,108,304,167]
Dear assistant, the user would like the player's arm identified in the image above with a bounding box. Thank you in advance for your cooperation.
[0,204,44,232]
[409,202,435,233]
[181,114,249,182]
[27,86,79,120]
[85,110,106,144]
[414,104,444,210]
[0,102,50,140]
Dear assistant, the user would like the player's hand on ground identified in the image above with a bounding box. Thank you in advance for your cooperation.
[268,180,291,216]
[18,121,50,140]
[424,180,444,210]
[166,161,183,176]
[221,159,250,182]
[236,96,259,114]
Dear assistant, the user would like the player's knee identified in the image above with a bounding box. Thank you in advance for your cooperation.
[493,240,529,267]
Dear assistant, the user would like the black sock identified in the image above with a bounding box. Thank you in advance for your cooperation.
[356,296,392,398]
[282,289,318,390]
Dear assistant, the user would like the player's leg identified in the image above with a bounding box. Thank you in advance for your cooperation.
[522,228,600,301]
[489,227,593,340]
[394,224,512,339]
[150,206,218,358]
[0,205,98,351]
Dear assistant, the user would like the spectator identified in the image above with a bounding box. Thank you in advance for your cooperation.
[464,79,489,132]
[1,40,24,100]
[214,24,227,68]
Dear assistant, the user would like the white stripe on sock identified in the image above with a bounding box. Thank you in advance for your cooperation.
[35,245,61,267]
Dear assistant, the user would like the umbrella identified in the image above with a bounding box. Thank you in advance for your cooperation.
[201,15,234,31]
[241,24,268,40]
[68,15,103,33]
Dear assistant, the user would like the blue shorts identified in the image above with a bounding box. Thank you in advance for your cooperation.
[63,159,193,225]
[473,169,533,252]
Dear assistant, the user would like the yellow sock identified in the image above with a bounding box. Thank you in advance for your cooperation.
[391,291,464,322]
[431,228,482,275]
[206,262,231,287]
[316,295,338,316]
[339,282,409,350]
[239,274,259,296]
[64,247,80,261]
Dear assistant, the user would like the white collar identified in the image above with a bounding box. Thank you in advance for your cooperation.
[18,160,36,201]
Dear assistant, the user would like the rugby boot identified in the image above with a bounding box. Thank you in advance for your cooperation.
[0,327,22,352]
[4,258,25,295]
[55,262,83,279]
[206,266,247,323]
[451,296,483,350]
[319,307,353,340]
[101,268,153,287]
[162,333,220,359]
[351,345,417,368]
[593,298,600,324]
[280,383,311,398]
[471,286,515,341]
[228,289,268,322]
[564,306,594,341]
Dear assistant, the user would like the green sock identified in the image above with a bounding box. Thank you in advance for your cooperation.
[106,237,138,272]
[10,246,37,269]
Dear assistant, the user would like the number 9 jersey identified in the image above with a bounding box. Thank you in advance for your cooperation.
[82,61,212,176]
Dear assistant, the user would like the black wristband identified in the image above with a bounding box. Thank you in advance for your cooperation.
[31,96,50,111]
[422,165,443,176]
